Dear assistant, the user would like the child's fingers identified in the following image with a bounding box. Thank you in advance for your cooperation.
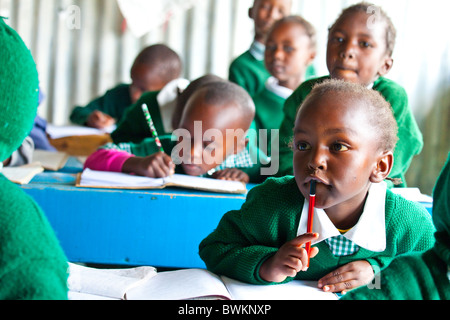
[290,233,319,247]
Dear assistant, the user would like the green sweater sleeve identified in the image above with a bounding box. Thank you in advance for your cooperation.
[70,84,132,125]
[0,176,68,300]
[372,78,424,187]
[199,177,303,284]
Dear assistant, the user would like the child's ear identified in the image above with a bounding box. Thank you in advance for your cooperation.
[378,56,394,77]
[370,151,394,183]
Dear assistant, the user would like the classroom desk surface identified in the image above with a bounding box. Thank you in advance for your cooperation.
[21,170,251,269]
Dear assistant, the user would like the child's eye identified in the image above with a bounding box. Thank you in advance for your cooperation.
[283,45,294,53]
[360,41,372,48]
[331,143,349,152]
[296,142,311,151]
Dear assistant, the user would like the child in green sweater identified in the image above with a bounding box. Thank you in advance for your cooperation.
[229,0,315,97]
[275,3,423,188]
[86,81,268,183]
[199,79,435,293]
[0,18,68,300]
[70,44,183,129]
[252,15,316,157]
[341,153,450,300]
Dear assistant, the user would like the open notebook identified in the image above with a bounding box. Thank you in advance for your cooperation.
[76,169,247,194]
[67,264,337,300]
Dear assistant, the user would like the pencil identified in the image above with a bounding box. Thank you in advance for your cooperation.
[305,180,316,267]
[141,103,164,153]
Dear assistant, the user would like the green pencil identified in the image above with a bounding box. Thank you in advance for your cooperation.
[141,103,164,153]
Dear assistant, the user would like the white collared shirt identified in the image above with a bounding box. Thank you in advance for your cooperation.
[297,181,387,252]
[249,41,265,61]
[157,78,190,133]
[265,77,293,99]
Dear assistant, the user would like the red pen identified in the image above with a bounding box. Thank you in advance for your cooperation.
[305,180,316,267]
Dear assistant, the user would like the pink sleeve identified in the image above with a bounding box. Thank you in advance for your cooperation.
[84,148,134,172]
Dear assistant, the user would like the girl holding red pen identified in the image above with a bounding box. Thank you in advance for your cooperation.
[199,80,435,294]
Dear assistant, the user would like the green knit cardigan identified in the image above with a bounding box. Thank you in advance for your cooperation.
[199,176,435,285]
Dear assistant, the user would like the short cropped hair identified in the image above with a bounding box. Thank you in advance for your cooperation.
[330,2,397,57]
[133,44,182,82]
[192,81,255,124]
[269,15,317,51]
[301,79,398,152]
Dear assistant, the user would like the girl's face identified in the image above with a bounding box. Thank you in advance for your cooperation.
[265,22,315,90]
[326,11,393,86]
[293,93,382,218]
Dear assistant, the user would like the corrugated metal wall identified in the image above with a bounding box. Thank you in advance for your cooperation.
[1,0,449,193]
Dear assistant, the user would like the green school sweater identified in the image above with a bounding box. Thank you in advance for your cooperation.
[229,51,272,98]
[111,90,167,144]
[276,76,424,187]
[0,175,68,300]
[229,49,317,98]
[70,84,132,126]
[342,154,450,300]
[199,176,435,285]
[252,86,286,156]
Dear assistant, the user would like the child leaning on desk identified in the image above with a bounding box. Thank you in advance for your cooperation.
[70,44,183,129]
[84,80,269,184]
[251,15,316,157]
[274,2,423,188]
[199,79,435,294]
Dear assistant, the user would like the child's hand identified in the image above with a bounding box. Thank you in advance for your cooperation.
[123,152,175,178]
[259,233,319,283]
[211,168,250,183]
[318,260,374,294]
[87,110,116,129]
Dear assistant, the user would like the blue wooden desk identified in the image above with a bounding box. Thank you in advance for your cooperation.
[21,170,250,269]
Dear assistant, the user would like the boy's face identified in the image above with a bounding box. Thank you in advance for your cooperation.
[249,0,292,42]
[130,64,167,104]
[176,94,249,176]
[326,11,393,86]
[265,22,315,89]
[293,93,383,215]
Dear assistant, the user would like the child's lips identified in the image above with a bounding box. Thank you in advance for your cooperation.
[305,176,330,187]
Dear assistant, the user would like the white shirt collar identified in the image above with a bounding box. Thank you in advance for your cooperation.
[265,77,293,99]
[249,41,265,61]
[297,181,387,252]
[0,162,3,172]
[157,78,190,133]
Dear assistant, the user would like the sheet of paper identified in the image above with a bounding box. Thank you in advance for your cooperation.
[2,162,44,184]
[32,150,69,171]
[164,173,247,193]
[80,168,165,187]
[68,263,157,300]
[221,276,338,300]
[125,269,231,300]
[47,124,115,139]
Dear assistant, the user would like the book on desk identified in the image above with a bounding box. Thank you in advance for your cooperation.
[76,168,248,194]
[67,263,338,300]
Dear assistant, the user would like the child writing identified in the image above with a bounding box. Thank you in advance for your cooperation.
[275,2,423,188]
[0,18,68,299]
[70,44,184,129]
[252,15,316,157]
[85,81,268,183]
[342,153,450,300]
[199,80,435,293]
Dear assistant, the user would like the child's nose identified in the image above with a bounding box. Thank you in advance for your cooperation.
[339,41,356,59]
[308,148,327,171]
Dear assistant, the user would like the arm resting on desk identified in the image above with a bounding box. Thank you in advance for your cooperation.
[84,149,133,172]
